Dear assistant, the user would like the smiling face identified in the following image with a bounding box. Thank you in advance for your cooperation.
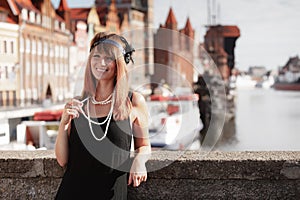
[90,47,117,81]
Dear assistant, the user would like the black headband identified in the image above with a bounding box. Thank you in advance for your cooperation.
[90,34,135,64]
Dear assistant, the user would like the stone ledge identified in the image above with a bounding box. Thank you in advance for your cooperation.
[0,150,299,199]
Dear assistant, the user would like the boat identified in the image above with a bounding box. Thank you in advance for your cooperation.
[273,82,300,91]
[147,93,203,150]
[16,110,63,149]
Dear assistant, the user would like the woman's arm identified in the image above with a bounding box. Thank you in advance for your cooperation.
[128,92,151,187]
[55,99,82,167]
[55,122,69,167]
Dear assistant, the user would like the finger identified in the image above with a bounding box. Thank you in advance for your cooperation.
[128,173,132,186]
[65,100,83,110]
[69,105,82,114]
[67,110,79,118]
[72,99,84,106]
[133,177,138,187]
[133,175,141,187]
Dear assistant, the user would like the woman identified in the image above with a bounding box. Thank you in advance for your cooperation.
[55,32,151,199]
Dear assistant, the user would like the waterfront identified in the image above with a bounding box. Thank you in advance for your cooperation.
[214,88,300,151]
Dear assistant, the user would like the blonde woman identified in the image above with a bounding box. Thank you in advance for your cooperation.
[55,32,151,199]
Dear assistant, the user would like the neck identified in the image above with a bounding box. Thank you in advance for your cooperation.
[95,80,114,100]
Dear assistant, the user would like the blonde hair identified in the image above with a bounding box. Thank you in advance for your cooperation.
[82,32,132,120]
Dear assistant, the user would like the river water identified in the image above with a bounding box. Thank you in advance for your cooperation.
[213,88,300,151]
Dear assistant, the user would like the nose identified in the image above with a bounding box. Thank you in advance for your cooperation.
[100,58,106,66]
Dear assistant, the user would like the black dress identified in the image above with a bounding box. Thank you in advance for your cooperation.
[55,102,133,200]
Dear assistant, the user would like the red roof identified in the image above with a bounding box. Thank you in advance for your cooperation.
[14,0,40,13]
[184,17,193,31]
[70,8,90,21]
[165,7,177,25]
[205,25,240,38]
[180,17,194,37]
[6,16,17,24]
[57,0,69,11]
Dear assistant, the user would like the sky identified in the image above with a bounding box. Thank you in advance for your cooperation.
[52,0,300,71]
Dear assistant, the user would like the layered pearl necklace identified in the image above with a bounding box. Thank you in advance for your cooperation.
[91,93,113,105]
[80,91,115,141]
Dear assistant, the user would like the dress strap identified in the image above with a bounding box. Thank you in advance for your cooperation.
[128,91,133,102]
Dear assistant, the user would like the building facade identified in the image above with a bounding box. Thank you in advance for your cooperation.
[152,8,196,90]
[0,0,73,107]
[204,25,240,82]
[57,0,154,92]
[0,8,19,107]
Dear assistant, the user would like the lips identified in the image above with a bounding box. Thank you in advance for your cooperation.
[96,67,108,72]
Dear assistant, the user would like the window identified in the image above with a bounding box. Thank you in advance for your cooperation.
[10,41,14,54]
[21,9,28,21]
[20,36,24,52]
[55,20,59,30]
[44,62,49,74]
[55,63,59,76]
[26,38,30,53]
[37,40,42,55]
[60,45,63,58]
[64,46,68,58]
[61,22,65,31]
[36,14,41,24]
[29,11,35,23]
[38,61,42,75]
[5,66,8,79]
[9,66,16,80]
[44,42,48,55]
[49,43,53,57]
[32,62,36,75]
[26,61,30,75]
[55,45,59,58]
[4,41,7,53]
[32,40,36,54]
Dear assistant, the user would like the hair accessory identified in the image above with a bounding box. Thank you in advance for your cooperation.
[90,34,135,64]
[90,39,125,55]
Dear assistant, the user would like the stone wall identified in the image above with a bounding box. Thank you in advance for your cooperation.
[0,151,299,199]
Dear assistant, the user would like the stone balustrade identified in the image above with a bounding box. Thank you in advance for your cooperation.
[0,150,299,199]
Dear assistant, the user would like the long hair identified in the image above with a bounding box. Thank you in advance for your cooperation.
[82,32,132,121]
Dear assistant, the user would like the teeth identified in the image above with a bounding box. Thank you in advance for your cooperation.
[96,67,107,72]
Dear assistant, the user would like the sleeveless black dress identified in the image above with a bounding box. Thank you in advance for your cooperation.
[55,98,133,200]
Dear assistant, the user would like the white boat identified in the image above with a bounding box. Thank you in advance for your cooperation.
[147,93,203,150]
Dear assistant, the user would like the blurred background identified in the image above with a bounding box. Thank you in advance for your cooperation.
[0,0,299,151]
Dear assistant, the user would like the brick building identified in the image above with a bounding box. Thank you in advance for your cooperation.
[152,8,196,89]
[204,25,240,81]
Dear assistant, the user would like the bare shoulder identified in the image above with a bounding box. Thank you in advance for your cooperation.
[130,91,148,123]
[131,91,147,108]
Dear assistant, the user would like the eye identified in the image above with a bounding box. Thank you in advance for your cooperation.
[104,57,114,63]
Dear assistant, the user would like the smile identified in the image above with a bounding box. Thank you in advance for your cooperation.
[96,67,108,72]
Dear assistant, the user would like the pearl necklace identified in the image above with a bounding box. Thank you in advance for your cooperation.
[80,91,115,141]
[91,93,113,105]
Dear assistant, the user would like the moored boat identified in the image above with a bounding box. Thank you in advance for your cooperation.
[273,82,300,91]
[147,93,203,150]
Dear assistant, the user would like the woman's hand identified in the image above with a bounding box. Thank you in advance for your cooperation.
[128,157,147,187]
[61,99,83,125]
